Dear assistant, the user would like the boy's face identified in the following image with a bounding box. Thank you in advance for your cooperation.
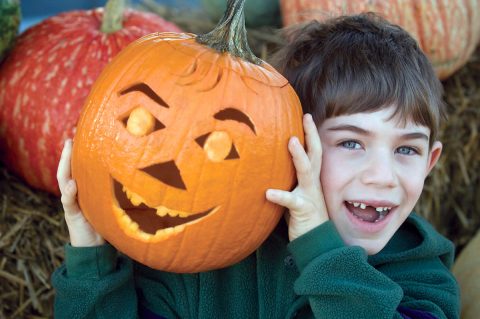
[318,106,442,255]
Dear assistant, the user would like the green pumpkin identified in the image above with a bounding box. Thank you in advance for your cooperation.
[0,0,20,63]
[202,0,280,28]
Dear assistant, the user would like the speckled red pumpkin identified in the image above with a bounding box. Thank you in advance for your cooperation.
[0,3,182,194]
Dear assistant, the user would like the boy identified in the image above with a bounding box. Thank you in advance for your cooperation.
[53,13,460,318]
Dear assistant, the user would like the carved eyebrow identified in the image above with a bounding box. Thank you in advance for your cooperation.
[119,82,169,108]
[214,108,256,134]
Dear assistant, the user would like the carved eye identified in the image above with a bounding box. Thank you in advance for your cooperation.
[195,131,239,162]
[121,106,165,137]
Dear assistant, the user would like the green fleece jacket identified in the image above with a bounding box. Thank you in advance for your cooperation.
[52,213,460,319]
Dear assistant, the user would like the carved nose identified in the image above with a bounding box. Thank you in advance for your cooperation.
[141,160,187,190]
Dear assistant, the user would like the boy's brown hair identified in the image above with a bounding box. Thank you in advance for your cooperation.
[271,13,446,147]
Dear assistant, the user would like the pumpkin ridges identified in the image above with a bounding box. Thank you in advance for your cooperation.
[280,0,480,79]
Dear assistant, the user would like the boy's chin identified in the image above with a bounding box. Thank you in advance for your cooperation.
[343,237,389,255]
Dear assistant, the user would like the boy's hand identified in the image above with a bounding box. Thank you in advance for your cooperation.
[266,114,329,241]
[57,139,104,247]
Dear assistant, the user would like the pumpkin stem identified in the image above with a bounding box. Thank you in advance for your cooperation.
[196,0,261,65]
[100,0,125,33]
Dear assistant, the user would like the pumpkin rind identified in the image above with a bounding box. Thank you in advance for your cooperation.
[0,7,182,194]
[71,30,304,272]
[280,0,480,80]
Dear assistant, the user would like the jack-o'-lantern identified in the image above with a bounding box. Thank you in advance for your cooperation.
[72,0,304,272]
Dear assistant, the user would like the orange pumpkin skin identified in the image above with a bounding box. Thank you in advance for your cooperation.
[72,32,304,273]
[280,0,480,80]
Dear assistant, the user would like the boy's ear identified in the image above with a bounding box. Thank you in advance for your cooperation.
[426,141,442,176]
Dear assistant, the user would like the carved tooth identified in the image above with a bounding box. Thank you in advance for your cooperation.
[130,192,144,206]
[139,232,152,241]
[156,207,168,217]
[130,222,139,231]
[121,214,132,225]
[179,212,188,218]
[168,210,179,217]
[360,203,367,209]
[174,225,186,233]
[155,229,166,240]
[164,228,174,236]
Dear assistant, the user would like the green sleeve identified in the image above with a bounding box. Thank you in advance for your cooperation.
[288,219,459,319]
[51,243,138,319]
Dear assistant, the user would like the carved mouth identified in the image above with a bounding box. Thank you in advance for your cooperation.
[112,179,216,239]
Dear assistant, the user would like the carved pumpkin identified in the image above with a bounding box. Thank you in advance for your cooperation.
[280,0,480,80]
[0,0,182,195]
[72,0,304,272]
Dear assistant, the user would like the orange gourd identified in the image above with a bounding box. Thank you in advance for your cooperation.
[452,230,480,319]
[72,0,304,272]
[280,0,480,80]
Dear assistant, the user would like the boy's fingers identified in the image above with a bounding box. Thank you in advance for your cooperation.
[288,137,315,190]
[303,114,322,174]
[61,180,81,216]
[57,139,73,192]
[266,189,305,212]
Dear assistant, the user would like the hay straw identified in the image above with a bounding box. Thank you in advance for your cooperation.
[0,1,479,317]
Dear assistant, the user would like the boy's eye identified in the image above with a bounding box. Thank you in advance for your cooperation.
[396,146,418,155]
[340,140,361,150]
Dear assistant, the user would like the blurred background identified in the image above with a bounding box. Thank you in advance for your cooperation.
[19,0,200,31]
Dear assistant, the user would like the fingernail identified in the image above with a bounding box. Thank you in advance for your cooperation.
[266,189,279,198]
[67,180,75,193]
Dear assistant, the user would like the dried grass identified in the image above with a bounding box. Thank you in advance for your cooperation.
[0,2,479,317]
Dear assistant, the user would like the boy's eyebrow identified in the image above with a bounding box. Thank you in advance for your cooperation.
[401,132,429,141]
[327,124,429,140]
[327,124,371,135]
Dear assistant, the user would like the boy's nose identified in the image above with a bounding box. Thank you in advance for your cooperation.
[360,152,397,188]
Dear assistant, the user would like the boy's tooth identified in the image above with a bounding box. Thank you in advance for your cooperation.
[353,202,360,207]
[376,207,383,212]
[360,203,366,209]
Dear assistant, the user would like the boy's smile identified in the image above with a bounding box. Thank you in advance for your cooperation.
[318,106,442,254]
